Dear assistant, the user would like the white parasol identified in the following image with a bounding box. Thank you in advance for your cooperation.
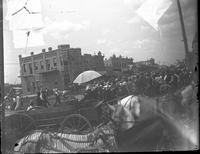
[73,70,102,84]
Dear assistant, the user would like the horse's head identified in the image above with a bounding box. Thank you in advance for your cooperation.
[181,85,194,106]
[107,95,141,131]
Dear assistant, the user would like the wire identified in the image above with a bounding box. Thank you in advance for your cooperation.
[47,11,77,14]
[4,63,20,65]
[11,0,40,16]
[12,6,25,16]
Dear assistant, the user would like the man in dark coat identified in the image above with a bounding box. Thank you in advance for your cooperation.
[40,89,50,107]
[54,89,61,106]
[36,91,42,106]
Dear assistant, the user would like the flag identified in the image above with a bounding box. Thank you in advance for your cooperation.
[136,0,172,31]
[13,30,44,48]
[26,31,30,37]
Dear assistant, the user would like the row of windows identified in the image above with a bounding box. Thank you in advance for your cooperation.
[23,63,33,74]
[113,62,127,68]
[26,81,40,92]
[22,57,64,73]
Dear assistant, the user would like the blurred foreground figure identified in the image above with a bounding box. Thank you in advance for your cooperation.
[14,95,21,110]
[181,83,198,121]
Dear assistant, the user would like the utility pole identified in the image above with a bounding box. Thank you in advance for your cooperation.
[176,0,189,62]
[0,0,5,153]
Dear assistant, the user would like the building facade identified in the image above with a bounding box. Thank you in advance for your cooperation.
[104,54,133,72]
[19,45,68,94]
[82,51,105,72]
[19,44,105,94]
[133,58,159,72]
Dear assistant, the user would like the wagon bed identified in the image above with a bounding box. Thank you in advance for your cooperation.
[5,99,104,148]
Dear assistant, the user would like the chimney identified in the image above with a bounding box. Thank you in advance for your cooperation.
[31,52,34,55]
[48,47,52,51]
[42,49,46,52]
[18,55,22,58]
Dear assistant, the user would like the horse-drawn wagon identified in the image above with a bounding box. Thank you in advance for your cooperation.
[4,98,106,148]
[5,94,136,152]
[5,94,196,153]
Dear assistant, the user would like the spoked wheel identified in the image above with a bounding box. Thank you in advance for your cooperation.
[59,114,92,134]
[5,113,36,148]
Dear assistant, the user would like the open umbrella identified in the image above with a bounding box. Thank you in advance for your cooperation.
[73,70,102,84]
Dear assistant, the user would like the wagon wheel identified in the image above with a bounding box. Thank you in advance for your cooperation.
[5,113,36,146]
[59,114,92,134]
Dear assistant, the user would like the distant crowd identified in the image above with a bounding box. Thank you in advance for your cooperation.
[81,63,192,101]
[5,87,62,111]
[5,60,195,111]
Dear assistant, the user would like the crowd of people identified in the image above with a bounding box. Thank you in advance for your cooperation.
[5,87,62,111]
[27,88,62,110]
[81,63,193,102]
[5,60,195,111]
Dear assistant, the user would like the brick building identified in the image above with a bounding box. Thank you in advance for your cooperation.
[19,44,105,95]
[104,54,133,72]
[82,51,105,71]
[133,58,159,72]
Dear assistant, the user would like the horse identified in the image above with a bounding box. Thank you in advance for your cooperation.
[107,95,196,151]
[12,95,196,152]
[108,95,141,131]
[13,123,117,153]
[13,95,140,153]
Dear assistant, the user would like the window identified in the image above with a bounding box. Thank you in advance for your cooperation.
[60,57,63,65]
[23,64,26,72]
[34,62,38,70]
[27,85,30,92]
[53,57,57,67]
[36,81,40,89]
[64,60,68,65]
[32,82,36,92]
[40,61,44,70]
[46,59,50,70]
[29,63,33,74]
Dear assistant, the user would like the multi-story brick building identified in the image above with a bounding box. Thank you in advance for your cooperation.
[104,54,133,72]
[19,44,105,95]
[82,51,105,72]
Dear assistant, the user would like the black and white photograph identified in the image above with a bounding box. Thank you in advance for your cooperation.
[0,0,199,153]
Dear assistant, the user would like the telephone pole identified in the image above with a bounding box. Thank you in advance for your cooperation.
[176,0,189,60]
[0,0,5,153]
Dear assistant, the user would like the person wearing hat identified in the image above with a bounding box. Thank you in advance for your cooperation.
[14,93,21,110]
[40,88,50,107]
[54,89,61,107]
[36,91,42,107]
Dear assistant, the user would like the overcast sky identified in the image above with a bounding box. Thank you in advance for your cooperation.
[3,0,197,84]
